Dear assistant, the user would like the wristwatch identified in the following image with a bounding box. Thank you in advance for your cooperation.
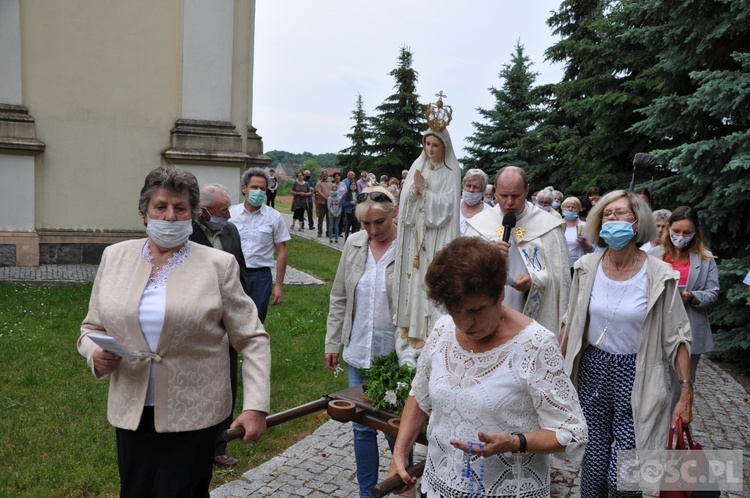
[511,432,527,454]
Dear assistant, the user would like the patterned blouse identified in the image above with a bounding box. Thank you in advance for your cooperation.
[412,315,587,498]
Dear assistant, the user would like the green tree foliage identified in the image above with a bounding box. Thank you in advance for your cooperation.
[543,0,661,193]
[301,159,321,180]
[462,41,550,182]
[623,0,750,368]
[265,151,339,170]
[369,46,425,179]
[337,93,373,173]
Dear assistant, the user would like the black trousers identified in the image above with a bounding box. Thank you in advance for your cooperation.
[116,407,217,498]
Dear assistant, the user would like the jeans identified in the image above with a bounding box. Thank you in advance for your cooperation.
[348,365,411,497]
[246,267,272,323]
[330,216,340,241]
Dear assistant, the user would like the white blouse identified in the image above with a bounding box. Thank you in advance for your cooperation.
[412,316,587,498]
[564,221,587,267]
[342,241,397,369]
[138,241,190,406]
[587,259,649,355]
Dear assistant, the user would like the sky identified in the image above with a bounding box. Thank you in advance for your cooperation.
[252,1,565,159]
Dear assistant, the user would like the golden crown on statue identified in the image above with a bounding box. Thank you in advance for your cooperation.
[424,91,453,132]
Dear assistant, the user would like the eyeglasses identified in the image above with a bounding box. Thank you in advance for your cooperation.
[356,192,393,204]
[601,209,634,220]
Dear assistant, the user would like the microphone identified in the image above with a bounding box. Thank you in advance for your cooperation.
[501,213,517,243]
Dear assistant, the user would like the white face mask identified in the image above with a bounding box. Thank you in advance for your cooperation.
[462,191,484,206]
[670,231,695,249]
[146,217,193,248]
[552,201,561,209]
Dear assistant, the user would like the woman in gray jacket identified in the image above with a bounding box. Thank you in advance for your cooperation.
[649,205,719,409]
[324,185,400,498]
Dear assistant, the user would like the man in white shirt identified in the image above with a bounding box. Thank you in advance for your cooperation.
[465,166,571,333]
[229,168,291,323]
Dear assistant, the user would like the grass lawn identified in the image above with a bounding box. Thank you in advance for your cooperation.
[0,230,346,497]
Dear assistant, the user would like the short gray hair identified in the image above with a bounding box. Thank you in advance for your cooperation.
[462,169,489,191]
[138,166,200,217]
[536,189,554,202]
[241,167,270,189]
[585,190,656,248]
[653,208,672,222]
[200,183,230,207]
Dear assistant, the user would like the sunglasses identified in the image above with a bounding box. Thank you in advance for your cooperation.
[356,192,393,204]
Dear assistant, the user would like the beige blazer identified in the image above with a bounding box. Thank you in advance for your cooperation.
[562,251,691,450]
[78,239,271,432]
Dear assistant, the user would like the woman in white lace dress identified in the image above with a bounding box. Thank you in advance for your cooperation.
[387,237,587,498]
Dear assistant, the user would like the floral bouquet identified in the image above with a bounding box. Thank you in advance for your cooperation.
[359,351,416,416]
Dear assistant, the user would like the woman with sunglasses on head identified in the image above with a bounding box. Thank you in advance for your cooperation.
[559,190,692,497]
[393,125,461,367]
[648,206,719,411]
[324,186,411,497]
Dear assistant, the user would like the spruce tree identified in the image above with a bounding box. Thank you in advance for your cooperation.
[369,46,424,179]
[463,41,549,182]
[337,93,372,173]
[543,0,661,193]
[625,0,750,368]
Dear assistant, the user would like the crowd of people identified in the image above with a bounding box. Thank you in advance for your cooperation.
[78,127,731,496]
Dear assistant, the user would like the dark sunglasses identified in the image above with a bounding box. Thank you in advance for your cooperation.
[356,192,393,204]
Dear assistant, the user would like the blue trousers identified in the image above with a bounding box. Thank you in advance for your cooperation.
[348,365,401,498]
[578,346,642,498]
[246,267,272,324]
[330,216,341,241]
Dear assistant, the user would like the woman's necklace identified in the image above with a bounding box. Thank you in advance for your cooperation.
[462,306,506,354]
[595,253,640,347]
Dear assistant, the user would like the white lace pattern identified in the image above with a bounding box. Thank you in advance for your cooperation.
[413,315,587,497]
[141,241,190,289]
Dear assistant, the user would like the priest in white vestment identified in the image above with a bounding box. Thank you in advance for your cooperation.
[465,166,571,333]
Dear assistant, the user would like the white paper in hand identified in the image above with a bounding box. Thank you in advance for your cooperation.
[86,334,143,360]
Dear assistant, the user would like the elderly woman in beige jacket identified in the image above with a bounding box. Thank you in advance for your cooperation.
[559,190,692,498]
[78,166,270,498]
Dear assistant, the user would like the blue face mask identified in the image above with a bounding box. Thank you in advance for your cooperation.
[203,208,229,231]
[599,220,636,250]
[562,211,579,221]
[247,189,266,207]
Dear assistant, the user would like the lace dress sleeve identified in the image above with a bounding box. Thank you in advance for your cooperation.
[410,315,453,415]
[520,325,588,461]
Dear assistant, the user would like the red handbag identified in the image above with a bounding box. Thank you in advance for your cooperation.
[660,419,720,498]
